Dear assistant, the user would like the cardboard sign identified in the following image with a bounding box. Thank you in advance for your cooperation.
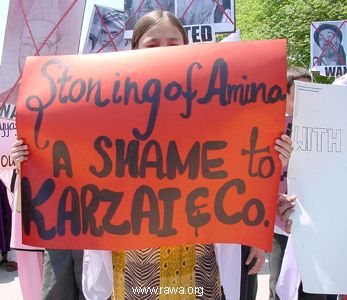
[289,81,347,293]
[0,118,16,169]
[17,40,286,251]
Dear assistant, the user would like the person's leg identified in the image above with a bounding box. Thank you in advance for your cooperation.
[269,233,288,300]
[240,245,258,300]
[41,249,77,300]
[1,251,7,262]
[17,250,43,300]
[2,250,17,271]
[71,250,85,300]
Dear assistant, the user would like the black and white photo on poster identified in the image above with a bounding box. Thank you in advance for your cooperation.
[83,5,130,53]
[311,20,347,77]
[176,0,234,33]
[124,0,175,33]
[124,0,235,40]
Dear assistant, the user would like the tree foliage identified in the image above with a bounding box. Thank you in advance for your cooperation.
[235,0,347,74]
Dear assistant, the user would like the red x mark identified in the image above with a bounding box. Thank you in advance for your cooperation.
[312,21,346,68]
[178,0,234,25]
[0,0,82,110]
[94,5,121,53]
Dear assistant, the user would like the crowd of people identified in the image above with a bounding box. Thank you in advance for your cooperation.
[0,8,346,300]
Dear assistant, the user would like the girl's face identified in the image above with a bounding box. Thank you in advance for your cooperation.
[137,21,184,49]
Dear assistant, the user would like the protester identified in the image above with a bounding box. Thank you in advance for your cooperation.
[268,66,311,300]
[79,10,293,300]
[275,72,346,300]
[10,9,293,300]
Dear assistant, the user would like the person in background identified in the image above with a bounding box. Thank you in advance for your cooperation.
[268,66,311,300]
[275,71,345,300]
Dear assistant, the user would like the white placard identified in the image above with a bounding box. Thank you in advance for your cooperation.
[289,80,347,293]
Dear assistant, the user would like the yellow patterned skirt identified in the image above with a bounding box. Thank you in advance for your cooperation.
[112,244,221,300]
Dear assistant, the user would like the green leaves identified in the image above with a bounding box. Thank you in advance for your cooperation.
[235,0,346,80]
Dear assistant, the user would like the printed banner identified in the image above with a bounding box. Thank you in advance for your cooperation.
[124,0,235,40]
[0,0,86,105]
[310,20,347,77]
[289,81,347,293]
[0,102,16,121]
[0,118,16,169]
[17,40,286,251]
[0,103,16,169]
[82,4,130,53]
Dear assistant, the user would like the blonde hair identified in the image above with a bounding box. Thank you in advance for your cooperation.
[131,10,188,49]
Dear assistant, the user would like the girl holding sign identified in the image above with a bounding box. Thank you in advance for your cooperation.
[11,10,294,300]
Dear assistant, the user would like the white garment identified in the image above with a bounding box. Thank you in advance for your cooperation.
[214,243,241,300]
[82,250,113,300]
[274,224,289,236]
[276,236,300,300]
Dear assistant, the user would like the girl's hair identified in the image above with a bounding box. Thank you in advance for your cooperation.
[131,10,189,49]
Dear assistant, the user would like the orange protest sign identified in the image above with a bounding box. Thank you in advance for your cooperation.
[17,40,286,251]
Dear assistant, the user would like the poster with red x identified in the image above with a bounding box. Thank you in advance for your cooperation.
[124,0,235,42]
[0,0,86,106]
[310,20,347,77]
[82,5,131,54]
